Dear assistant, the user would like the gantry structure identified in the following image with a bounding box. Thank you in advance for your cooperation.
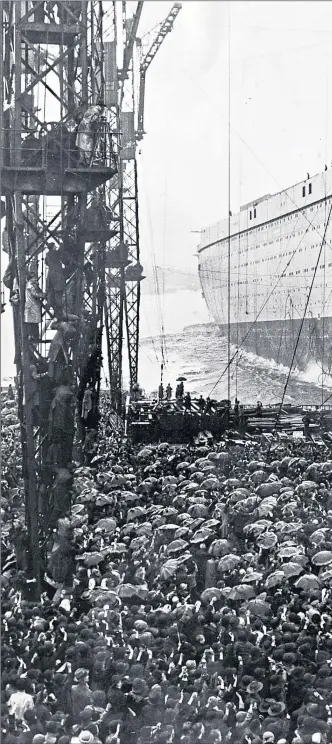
[104,1,182,409]
[1,0,181,594]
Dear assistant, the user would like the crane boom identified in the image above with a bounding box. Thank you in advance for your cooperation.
[136,3,181,141]
[141,3,182,73]
[120,1,144,81]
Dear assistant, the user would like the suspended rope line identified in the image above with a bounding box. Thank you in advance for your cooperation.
[276,298,288,366]
[140,159,167,364]
[227,1,231,414]
[160,181,168,370]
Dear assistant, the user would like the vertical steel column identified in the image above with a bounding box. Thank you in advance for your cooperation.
[2,1,116,594]
[13,0,40,596]
[104,2,125,411]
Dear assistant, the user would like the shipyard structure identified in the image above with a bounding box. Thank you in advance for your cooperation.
[198,170,332,372]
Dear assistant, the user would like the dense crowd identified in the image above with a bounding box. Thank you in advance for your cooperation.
[3,389,332,744]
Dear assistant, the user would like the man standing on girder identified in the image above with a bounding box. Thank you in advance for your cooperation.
[76,100,106,167]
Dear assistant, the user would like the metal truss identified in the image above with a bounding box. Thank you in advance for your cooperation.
[1,0,116,594]
[104,2,142,411]
[103,2,182,410]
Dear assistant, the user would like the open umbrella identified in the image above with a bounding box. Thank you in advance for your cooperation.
[241,570,263,584]
[188,504,209,518]
[257,532,278,550]
[127,506,146,522]
[82,551,104,567]
[173,527,191,540]
[295,574,320,591]
[157,524,179,533]
[94,517,117,533]
[257,497,277,517]
[218,554,241,572]
[191,527,213,544]
[95,494,115,507]
[278,545,303,559]
[229,584,256,601]
[136,523,152,536]
[246,598,271,618]
[201,587,222,603]
[160,559,179,581]
[250,470,268,484]
[295,481,317,493]
[167,539,189,554]
[163,476,178,486]
[121,491,140,503]
[275,521,301,535]
[176,376,187,381]
[243,520,272,536]
[265,570,285,589]
[229,488,251,503]
[312,550,332,566]
[121,523,136,537]
[91,589,121,607]
[176,462,190,472]
[137,447,154,460]
[208,539,231,558]
[201,478,220,491]
[233,496,260,514]
[204,519,220,529]
[117,584,148,601]
[130,537,146,551]
[282,561,304,578]
[311,528,329,546]
[290,553,308,567]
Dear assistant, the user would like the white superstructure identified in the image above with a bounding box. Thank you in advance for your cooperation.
[198,170,332,327]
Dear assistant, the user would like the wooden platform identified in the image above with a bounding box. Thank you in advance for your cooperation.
[2,165,117,195]
[19,22,80,44]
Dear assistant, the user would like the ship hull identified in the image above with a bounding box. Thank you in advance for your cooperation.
[198,169,332,374]
[218,316,332,371]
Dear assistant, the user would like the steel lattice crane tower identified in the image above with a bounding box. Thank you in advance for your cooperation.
[104,2,182,410]
[1,0,117,596]
[1,0,181,595]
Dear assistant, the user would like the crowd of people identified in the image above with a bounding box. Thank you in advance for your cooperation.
[3,389,332,744]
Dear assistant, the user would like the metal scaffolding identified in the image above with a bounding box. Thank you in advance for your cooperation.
[104,1,182,410]
[1,0,117,594]
[1,0,181,594]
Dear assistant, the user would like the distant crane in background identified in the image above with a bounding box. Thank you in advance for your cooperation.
[136,3,182,141]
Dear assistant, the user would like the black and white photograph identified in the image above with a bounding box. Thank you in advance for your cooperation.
[3,2,332,743]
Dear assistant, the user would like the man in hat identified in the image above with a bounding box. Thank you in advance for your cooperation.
[45,244,65,320]
[76,100,106,166]
[71,669,92,719]
[24,269,45,343]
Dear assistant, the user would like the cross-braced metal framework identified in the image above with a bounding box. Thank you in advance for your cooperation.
[104,1,182,410]
[1,0,117,594]
[103,1,142,411]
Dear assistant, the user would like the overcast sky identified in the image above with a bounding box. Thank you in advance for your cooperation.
[3,1,332,379]
[138,0,332,281]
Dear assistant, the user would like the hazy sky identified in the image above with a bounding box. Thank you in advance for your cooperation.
[2,1,332,379]
[138,0,332,281]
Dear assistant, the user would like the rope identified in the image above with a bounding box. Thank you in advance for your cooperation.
[140,158,167,369]
[227,2,231,417]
